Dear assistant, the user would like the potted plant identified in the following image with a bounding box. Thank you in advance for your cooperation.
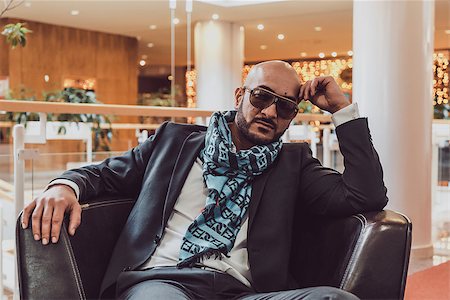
[2,86,113,151]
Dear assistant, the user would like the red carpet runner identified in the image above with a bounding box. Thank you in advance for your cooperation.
[404,261,450,300]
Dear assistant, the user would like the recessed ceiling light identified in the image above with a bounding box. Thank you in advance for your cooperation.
[347,50,353,56]
[318,52,325,58]
[212,14,219,20]
[44,75,50,82]
[300,52,307,57]
[173,18,180,25]
[260,45,267,50]
[277,34,285,40]
[147,43,154,48]
[141,54,148,59]
[314,26,322,32]
[70,10,80,16]
[445,29,450,34]
[149,25,157,30]
[257,24,264,30]
[331,52,337,57]
[139,60,146,66]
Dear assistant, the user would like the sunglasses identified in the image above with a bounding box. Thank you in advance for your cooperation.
[243,86,299,119]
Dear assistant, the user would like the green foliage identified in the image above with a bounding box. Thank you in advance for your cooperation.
[1,22,32,48]
[297,100,321,114]
[1,87,113,151]
[434,102,450,119]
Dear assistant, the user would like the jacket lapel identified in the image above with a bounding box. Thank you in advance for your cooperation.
[248,167,274,231]
[162,130,206,227]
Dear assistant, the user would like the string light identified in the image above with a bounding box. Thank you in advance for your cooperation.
[185,51,448,118]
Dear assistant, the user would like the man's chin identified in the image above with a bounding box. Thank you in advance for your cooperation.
[245,130,277,145]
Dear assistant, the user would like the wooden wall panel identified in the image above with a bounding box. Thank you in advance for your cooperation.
[2,18,139,169]
[0,20,9,77]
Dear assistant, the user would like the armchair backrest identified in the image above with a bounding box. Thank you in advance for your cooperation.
[290,210,412,299]
[17,197,412,300]
[17,198,134,299]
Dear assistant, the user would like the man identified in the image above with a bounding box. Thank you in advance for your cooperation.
[22,61,388,299]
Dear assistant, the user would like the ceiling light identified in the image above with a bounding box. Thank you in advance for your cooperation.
[44,75,50,82]
[70,10,80,16]
[318,52,325,58]
[314,26,322,32]
[347,50,353,56]
[331,52,337,57]
[300,52,307,57]
[141,54,148,59]
[257,24,264,30]
[277,34,285,40]
[147,43,154,48]
[212,14,219,20]
[149,25,157,30]
[173,18,180,25]
[445,29,450,34]
[168,75,174,81]
[139,60,146,66]
[260,45,267,50]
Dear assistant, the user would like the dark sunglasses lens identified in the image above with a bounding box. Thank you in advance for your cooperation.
[276,100,297,118]
[250,89,275,109]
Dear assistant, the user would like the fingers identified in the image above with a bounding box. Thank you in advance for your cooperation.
[31,200,44,241]
[50,202,65,243]
[68,204,82,236]
[40,199,55,245]
[21,200,36,229]
[310,77,318,97]
[301,81,312,101]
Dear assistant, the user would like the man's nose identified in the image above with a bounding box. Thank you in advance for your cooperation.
[261,102,278,118]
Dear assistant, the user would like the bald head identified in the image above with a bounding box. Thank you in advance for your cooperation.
[244,60,301,99]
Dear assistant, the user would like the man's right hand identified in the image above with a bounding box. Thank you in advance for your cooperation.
[21,184,81,245]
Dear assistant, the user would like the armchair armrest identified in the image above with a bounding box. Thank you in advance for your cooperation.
[291,210,412,300]
[16,198,134,300]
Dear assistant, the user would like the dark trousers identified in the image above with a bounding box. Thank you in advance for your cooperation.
[117,267,359,300]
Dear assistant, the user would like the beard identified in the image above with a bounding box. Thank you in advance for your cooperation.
[235,102,285,145]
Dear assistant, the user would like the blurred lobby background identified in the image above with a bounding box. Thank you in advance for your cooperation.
[0,0,449,298]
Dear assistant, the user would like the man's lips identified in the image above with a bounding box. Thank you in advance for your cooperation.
[254,119,276,129]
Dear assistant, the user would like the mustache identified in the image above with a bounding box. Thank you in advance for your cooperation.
[253,117,276,127]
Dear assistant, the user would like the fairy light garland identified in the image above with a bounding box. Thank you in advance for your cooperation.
[186,52,449,115]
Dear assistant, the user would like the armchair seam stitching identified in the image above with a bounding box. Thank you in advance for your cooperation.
[62,226,87,299]
[339,214,367,289]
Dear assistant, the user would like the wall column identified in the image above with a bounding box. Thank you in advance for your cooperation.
[194,20,244,111]
[353,1,435,257]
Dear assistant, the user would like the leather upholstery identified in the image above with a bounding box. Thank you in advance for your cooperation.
[16,198,411,299]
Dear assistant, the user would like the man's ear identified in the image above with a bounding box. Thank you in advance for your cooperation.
[234,87,243,109]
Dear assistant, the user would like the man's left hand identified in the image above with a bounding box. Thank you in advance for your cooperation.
[299,76,351,114]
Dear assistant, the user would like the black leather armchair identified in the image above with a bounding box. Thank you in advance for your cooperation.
[16,198,412,299]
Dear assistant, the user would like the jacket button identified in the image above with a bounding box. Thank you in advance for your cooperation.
[154,235,161,244]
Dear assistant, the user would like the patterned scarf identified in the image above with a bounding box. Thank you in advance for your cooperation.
[178,111,282,267]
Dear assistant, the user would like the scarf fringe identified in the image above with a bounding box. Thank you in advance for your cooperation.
[177,247,229,268]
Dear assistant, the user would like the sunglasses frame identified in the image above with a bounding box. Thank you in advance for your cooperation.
[243,86,299,119]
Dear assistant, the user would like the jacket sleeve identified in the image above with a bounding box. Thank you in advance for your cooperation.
[299,118,388,216]
[52,122,169,204]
